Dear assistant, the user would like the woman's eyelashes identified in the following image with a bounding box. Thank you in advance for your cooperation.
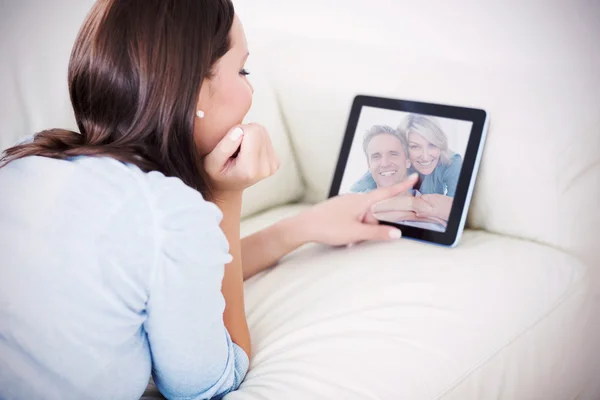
[239,68,250,76]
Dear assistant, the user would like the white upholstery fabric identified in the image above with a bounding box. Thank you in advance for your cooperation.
[236,204,598,400]
[0,0,305,219]
[239,0,600,266]
[239,57,305,217]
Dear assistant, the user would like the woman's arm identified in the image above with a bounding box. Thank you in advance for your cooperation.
[443,154,463,197]
[240,176,419,279]
[144,179,248,399]
[370,194,414,213]
[241,215,309,280]
[202,123,279,359]
[412,194,453,221]
[214,192,251,358]
[373,210,446,226]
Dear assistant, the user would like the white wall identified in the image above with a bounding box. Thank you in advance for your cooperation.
[236,0,599,78]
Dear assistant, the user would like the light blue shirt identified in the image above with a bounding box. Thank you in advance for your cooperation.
[350,153,463,197]
[0,156,248,400]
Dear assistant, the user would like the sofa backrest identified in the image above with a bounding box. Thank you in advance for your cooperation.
[240,1,600,267]
[0,0,304,219]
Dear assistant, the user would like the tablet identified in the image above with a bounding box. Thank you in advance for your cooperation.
[329,95,489,247]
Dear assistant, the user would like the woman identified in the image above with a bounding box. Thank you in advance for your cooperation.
[0,1,415,399]
[403,114,462,195]
[403,114,462,222]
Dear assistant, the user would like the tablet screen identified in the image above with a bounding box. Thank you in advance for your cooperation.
[337,106,473,233]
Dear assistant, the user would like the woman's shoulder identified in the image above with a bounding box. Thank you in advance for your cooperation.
[74,156,220,217]
[440,153,463,173]
[3,155,217,219]
[449,152,463,164]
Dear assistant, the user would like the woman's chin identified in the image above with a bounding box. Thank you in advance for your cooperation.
[414,164,437,175]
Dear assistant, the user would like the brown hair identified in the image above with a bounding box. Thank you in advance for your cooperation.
[0,0,235,198]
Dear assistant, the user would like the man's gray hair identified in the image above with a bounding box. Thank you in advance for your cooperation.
[362,125,408,159]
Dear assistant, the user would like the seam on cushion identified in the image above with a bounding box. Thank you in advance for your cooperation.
[553,136,561,252]
[432,265,590,400]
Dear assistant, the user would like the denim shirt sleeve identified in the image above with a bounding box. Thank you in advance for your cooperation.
[142,172,249,400]
[442,154,463,197]
[350,171,377,193]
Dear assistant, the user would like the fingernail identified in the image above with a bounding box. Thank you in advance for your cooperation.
[409,173,419,180]
[389,229,402,239]
[229,127,243,141]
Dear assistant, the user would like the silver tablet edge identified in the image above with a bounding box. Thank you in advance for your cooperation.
[451,113,490,248]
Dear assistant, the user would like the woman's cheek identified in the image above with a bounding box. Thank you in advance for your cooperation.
[241,80,253,113]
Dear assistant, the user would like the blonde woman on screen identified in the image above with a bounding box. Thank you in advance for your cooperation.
[402,114,462,222]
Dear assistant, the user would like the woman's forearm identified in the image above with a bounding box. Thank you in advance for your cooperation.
[370,194,414,213]
[429,194,453,221]
[241,215,309,280]
[374,210,446,226]
[213,192,251,358]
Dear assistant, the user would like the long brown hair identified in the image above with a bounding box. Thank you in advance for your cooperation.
[0,0,235,198]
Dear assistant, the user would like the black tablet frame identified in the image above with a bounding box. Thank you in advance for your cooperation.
[328,95,489,247]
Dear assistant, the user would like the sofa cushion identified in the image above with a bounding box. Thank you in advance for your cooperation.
[0,0,304,219]
[246,30,599,267]
[235,204,598,400]
[239,56,305,217]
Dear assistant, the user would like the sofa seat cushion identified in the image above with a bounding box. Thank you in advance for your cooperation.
[230,204,598,400]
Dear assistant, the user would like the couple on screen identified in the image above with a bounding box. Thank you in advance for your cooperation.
[351,114,463,232]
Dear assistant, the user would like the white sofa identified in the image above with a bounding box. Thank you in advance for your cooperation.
[2,1,599,399]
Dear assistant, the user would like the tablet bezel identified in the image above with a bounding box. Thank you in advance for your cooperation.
[328,95,489,247]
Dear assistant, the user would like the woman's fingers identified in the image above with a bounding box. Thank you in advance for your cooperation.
[203,123,278,192]
[357,224,403,242]
[237,124,278,182]
[236,126,263,179]
[203,126,244,176]
[371,197,400,213]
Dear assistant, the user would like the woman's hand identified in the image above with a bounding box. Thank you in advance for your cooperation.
[296,174,419,246]
[203,123,279,201]
[370,193,415,213]
[412,194,453,221]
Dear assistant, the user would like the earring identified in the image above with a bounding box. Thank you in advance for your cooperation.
[196,110,205,119]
